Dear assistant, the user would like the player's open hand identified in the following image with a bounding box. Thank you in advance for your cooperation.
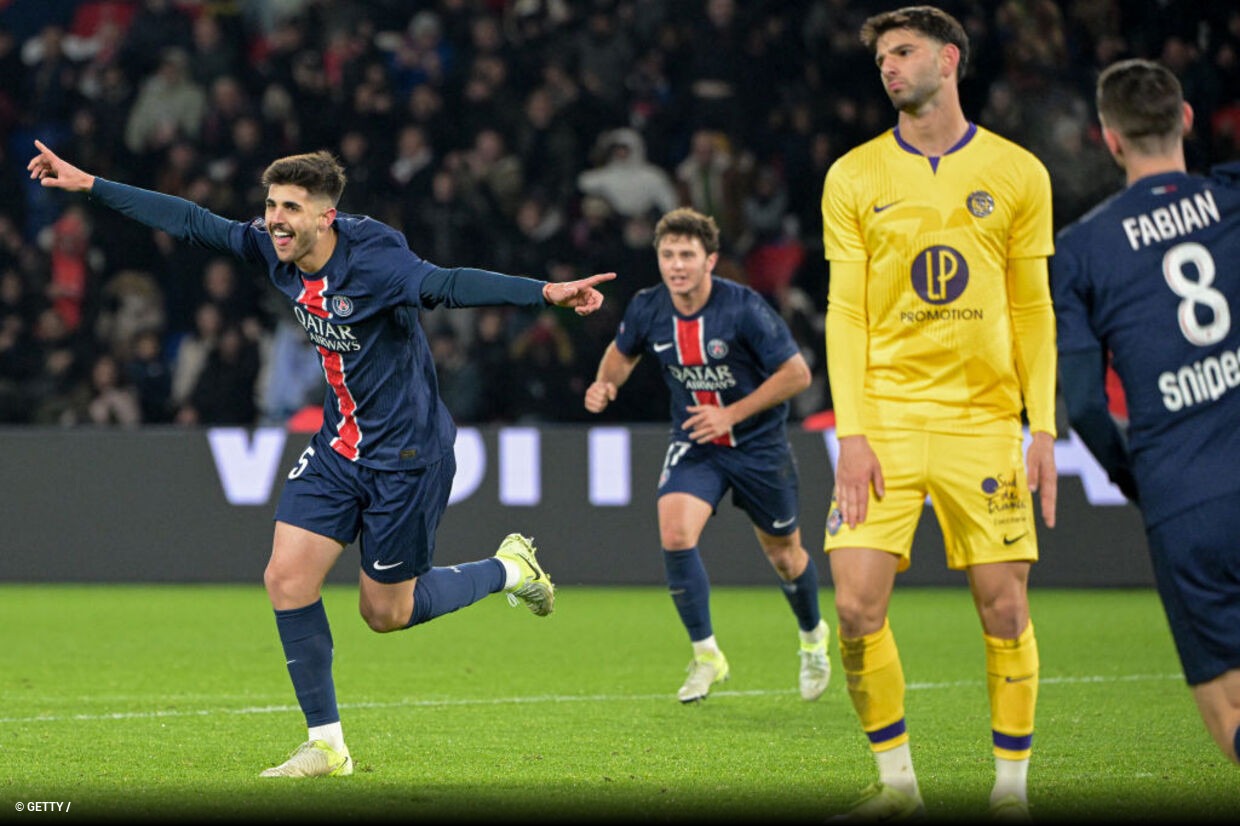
[584,380,617,413]
[27,140,95,192]
[543,272,616,316]
[1026,430,1057,528]
[833,434,885,529]
[684,403,736,444]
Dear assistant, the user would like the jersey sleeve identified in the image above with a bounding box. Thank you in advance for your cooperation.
[821,159,867,263]
[420,267,547,309]
[91,178,260,262]
[1009,155,1055,259]
[741,290,799,371]
[1049,233,1102,354]
[613,293,649,357]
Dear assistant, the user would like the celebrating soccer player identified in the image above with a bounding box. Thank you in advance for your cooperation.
[1053,59,1240,768]
[584,207,830,705]
[28,140,614,778]
[820,7,1057,820]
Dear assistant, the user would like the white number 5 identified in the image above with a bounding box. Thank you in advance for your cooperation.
[288,446,316,479]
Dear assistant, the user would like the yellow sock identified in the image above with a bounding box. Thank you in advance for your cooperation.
[841,619,909,752]
[985,620,1038,760]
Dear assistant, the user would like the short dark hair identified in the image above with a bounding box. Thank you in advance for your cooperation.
[1096,58,1184,154]
[653,207,720,255]
[261,150,347,205]
[860,6,970,80]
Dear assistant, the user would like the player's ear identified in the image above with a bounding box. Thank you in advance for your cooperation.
[941,42,960,80]
[1181,101,1194,134]
[320,206,337,231]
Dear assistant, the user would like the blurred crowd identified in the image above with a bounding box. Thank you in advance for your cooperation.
[0,0,1237,428]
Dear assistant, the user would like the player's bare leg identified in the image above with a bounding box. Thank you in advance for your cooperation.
[1191,668,1240,764]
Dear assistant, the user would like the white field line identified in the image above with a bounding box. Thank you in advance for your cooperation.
[0,672,1182,725]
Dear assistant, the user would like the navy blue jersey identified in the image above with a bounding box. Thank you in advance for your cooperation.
[614,278,799,448]
[1053,162,1240,525]
[92,179,546,470]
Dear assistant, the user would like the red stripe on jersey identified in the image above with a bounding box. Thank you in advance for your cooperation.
[675,317,705,365]
[319,346,361,461]
[692,390,735,447]
[298,277,331,319]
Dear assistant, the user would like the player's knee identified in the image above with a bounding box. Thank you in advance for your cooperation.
[264,561,312,608]
[833,592,886,638]
[976,593,1028,639]
[762,543,804,579]
[660,528,697,550]
[358,602,405,633]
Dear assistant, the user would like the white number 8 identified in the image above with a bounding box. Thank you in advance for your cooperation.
[1164,241,1230,346]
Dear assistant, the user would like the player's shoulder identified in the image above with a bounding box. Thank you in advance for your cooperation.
[973,126,1048,174]
[828,130,894,177]
[1056,188,1125,252]
[335,213,410,250]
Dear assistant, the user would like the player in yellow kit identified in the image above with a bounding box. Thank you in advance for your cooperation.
[821,6,1058,821]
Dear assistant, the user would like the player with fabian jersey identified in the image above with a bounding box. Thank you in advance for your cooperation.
[1053,59,1240,768]
[585,207,829,705]
[821,6,1057,820]
[28,141,614,778]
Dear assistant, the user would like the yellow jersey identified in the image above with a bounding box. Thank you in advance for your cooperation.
[823,124,1055,436]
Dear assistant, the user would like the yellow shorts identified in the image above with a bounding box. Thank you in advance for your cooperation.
[823,429,1038,572]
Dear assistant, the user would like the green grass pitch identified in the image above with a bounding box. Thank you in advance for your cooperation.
[1,583,1236,823]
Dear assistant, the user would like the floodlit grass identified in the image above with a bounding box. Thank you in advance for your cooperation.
[1,584,1235,823]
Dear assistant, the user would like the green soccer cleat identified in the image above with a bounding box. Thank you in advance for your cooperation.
[989,794,1031,822]
[259,740,353,778]
[495,533,555,616]
[677,649,730,703]
[799,625,832,701]
[829,782,926,822]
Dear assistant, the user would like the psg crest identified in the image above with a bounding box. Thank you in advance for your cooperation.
[331,294,355,317]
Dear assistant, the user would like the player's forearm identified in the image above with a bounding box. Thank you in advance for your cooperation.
[1008,257,1057,435]
[595,341,638,389]
[1059,348,1139,501]
[825,258,869,437]
[421,267,547,308]
[727,354,810,424]
[91,178,236,250]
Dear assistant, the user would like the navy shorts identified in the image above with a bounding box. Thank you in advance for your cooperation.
[657,438,800,536]
[274,437,456,583]
[1146,492,1240,685]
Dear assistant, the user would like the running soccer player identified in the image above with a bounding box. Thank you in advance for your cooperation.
[27,142,614,777]
[821,7,1057,820]
[1053,58,1240,768]
[584,207,829,705]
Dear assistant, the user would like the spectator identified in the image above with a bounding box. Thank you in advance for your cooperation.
[82,351,142,426]
[123,47,207,157]
[170,301,222,412]
[577,127,678,221]
[124,328,173,424]
[177,322,259,425]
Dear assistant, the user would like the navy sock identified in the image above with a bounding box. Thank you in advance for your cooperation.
[274,599,338,727]
[407,558,506,627]
[663,547,713,642]
[1234,725,1239,763]
[780,552,823,632]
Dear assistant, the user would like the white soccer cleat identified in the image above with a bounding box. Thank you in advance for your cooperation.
[677,649,730,703]
[829,782,926,822]
[259,739,352,778]
[495,533,555,616]
[799,621,832,701]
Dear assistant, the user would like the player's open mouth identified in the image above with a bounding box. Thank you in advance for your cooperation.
[272,229,294,249]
